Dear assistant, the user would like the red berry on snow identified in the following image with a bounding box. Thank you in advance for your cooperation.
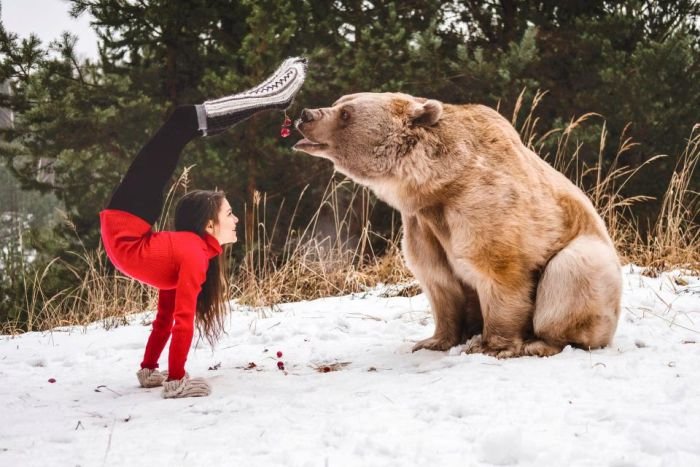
[276,351,283,358]
[277,361,285,370]
[280,127,291,138]
[48,378,56,383]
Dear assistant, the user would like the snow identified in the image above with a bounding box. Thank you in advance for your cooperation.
[1,266,699,466]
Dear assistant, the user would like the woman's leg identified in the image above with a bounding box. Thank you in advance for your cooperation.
[106,105,199,224]
[106,56,307,224]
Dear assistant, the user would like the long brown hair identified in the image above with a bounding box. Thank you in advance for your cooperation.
[174,189,229,346]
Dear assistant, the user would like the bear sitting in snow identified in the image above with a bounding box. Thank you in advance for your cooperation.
[294,92,621,358]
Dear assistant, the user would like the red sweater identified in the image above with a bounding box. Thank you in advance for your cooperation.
[100,209,222,380]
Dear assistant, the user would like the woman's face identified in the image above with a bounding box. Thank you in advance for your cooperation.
[207,197,238,245]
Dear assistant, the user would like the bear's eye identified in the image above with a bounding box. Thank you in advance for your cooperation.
[340,109,350,121]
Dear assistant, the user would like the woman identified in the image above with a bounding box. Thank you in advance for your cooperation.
[100,57,307,398]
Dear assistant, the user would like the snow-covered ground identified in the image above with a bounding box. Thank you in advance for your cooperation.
[1,265,699,467]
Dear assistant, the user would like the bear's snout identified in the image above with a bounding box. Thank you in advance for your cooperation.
[293,107,331,155]
[299,108,318,124]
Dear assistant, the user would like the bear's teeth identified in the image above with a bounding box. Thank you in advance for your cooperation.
[296,138,323,146]
[293,138,328,151]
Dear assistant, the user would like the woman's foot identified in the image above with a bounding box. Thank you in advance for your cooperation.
[136,367,168,388]
[162,375,211,398]
[197,56,308,135]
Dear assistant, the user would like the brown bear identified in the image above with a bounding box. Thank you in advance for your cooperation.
[294,92,622,358]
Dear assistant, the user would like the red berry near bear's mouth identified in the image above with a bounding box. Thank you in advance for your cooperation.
[276,350,283,358]
[277,361,285,370]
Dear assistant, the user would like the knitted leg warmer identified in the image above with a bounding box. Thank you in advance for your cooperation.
[162,375,211,399]
[136,368,168,388]
[196,56,307,135]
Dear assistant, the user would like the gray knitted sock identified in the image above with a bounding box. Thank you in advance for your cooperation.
[197,56,307,136]
[162,375,211,398]
[136,368,168,388]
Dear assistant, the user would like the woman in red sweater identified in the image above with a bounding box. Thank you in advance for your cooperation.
[101,57,307,398]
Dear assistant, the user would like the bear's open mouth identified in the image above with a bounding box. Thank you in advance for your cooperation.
[293,138,328,151]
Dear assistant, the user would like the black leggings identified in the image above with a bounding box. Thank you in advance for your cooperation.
[106,106,200,225]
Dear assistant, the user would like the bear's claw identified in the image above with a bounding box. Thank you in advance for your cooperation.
[412,336,459,352]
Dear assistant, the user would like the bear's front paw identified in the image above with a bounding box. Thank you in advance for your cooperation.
[412,335,458,352]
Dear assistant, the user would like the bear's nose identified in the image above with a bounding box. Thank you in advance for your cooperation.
[300,108,315,123]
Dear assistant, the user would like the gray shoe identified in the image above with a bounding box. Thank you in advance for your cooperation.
[136,368,168,388]
[197,56,308,135]
[162,375,211,399]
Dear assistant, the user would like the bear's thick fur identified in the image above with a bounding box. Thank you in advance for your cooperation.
[294,92,621,358]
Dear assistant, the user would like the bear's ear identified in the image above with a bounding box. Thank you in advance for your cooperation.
[409,99,443,127]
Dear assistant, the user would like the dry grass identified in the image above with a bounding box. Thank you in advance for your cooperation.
[232,178,412,307]
[513,90,700,272]
[2,95,698,334]
[0,234,157,335]
[629,125,700,273]
[0,166,191,335]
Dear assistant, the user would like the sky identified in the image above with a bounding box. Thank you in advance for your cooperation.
[1,0,99,60]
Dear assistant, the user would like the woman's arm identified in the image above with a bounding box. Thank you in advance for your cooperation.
[140,288,176,369]
[167,253,209,380]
